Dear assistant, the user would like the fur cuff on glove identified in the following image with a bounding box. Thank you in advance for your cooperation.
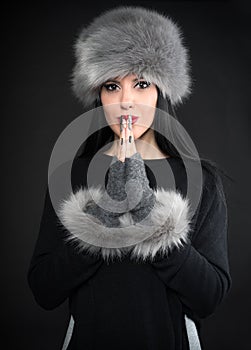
[58,186,192,262]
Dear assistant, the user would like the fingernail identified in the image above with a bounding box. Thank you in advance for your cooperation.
[129,135,132,143]
[121,138,123,145]
[128,115,132,130]
[120,116,124,132]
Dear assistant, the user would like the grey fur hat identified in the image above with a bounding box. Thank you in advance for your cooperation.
[71,6,192,108]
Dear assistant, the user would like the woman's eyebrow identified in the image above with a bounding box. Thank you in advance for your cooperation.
[104,77,144,84]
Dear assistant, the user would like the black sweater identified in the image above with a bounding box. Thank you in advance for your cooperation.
[27,153,232,349]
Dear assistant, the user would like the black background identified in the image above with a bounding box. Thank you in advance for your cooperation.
[2,0,250,349]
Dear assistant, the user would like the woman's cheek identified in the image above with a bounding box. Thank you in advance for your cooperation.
[109,124,120,137]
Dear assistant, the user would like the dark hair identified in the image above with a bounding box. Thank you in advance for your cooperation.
[76,89,233,202]
[153,89,233,202]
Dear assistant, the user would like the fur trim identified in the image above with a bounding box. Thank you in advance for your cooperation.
[57,185,192,263]
[71,6,192,108]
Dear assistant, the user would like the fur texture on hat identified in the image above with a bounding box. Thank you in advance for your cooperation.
[71,6,192,108]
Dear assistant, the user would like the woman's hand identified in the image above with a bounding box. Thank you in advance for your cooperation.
[111,115,156,222]
[117,115,137,162]
[84,115,155,227]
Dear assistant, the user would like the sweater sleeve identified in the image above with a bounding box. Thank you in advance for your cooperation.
[27,186,104,311]
[151,169,232,319]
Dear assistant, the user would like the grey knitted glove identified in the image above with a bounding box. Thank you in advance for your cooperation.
[125,152,156,223]
[84,155,127,227]
[85,152,156,227]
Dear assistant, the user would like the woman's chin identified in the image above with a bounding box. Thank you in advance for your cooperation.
[133,126,152,140]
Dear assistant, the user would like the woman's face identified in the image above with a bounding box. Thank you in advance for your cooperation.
[100,74,158,140]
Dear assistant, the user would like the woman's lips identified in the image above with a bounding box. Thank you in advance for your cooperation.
[116,115,139,124]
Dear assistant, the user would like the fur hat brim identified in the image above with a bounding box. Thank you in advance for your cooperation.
[71,6,192,108]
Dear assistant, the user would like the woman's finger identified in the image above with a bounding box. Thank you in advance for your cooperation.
[118,115,126,162]
[125,115,137,158]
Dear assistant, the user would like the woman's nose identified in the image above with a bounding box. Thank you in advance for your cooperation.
[120,101,134,110]
[120,89,135,110]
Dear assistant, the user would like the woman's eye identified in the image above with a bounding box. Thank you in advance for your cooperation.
[136,81,151,89]
[102,81,151,92]
[103,83,118,92]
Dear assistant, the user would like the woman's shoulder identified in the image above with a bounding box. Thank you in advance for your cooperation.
[199,160,227,213]
[201,160,224,192]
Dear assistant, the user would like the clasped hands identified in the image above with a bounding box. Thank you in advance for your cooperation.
[85,116,156,227]
[115,115,138,163]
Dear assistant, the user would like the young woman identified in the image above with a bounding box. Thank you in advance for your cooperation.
[27,6,232,350]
